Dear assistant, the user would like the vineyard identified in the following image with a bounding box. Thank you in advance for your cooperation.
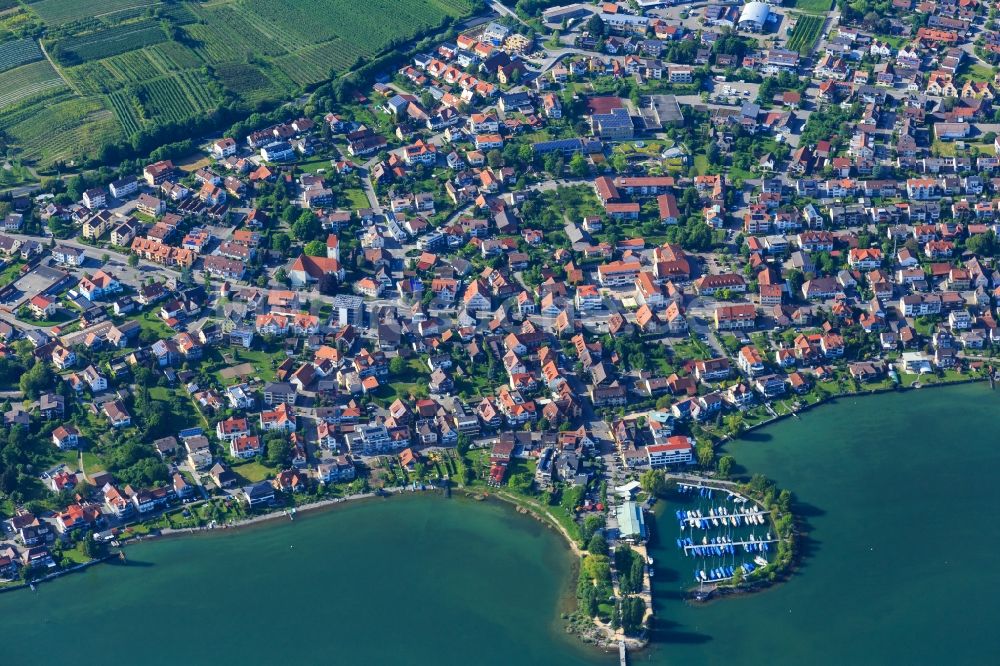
[28,0,158,27]
[787,14,825,54]
[98,49,163,87]
[238,0,471,55]
[0,39,43,74]
[273,39,357,87]
[109,70,222,138]
[0,60,67,109]
[58,19,167,62]
[214,62,290,104]
[147,41,202,70]
[184,5,286,62]
[0,0,476,166]
[0,95,120,165]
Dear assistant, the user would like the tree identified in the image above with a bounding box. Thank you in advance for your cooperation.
[723,413,745,437]
[303,240,327,257]
[19,362,54,399]
[588,533,608,555]
[639,469,668,497]
[127,253,139,268]
[389,356,407,375]
[967,230,998,257]
[696,439,715,467]
[78,530,107,559]
[777,488,792,513]
[265,435,292,468]
[568,152,589,177]
[292,211,322,242]
[271,232,292,253]
[717,455,735,478]
[585,13,604,36]
[582,514,604,541]
[611,152,628,173]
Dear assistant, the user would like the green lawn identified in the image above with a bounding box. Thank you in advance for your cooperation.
[793,0,832,12]
[296,156,335,173]
[693,153,709,176]
[228,347,284,383]
[233,460,273,484]
[20,309,74,328]
[373,357,429,404]
[343,188,370,211]
[202,344,286,385]
[149,385,203,434]
[671,336,713,361]
[128,310,175,340]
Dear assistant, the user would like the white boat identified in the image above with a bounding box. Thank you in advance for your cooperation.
[754,556,769,567]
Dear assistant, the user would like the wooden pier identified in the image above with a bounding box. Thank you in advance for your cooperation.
[684,538,778,553]
[619,641,627,666]
[681,510,770,521]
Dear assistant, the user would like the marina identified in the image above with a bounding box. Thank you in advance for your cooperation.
[669,483,778,586]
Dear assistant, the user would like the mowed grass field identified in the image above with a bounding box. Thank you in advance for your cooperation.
[787,14,826,54]
[793,0,833,12]
[0,0,474,168]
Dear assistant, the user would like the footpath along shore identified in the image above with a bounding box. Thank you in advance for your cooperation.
[128,486,420,542]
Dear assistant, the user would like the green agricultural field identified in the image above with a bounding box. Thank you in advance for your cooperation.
[0,0,475,168]
[793,0,832,12]
[0,60,66,109]
[2,95,120,165]
[787,14,825,54]
[28,0,154,27]
[0,38,43,74]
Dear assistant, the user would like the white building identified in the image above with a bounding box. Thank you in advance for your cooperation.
[738,2,770,32]
[647,436,694,467]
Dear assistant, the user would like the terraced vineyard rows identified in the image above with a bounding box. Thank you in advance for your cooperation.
[28,0,157,27]
[431,0,475,15]
[3,96,121,165]
[147,41,202,71]
[274,39,358,86]
[0,60,66,108]
[63,61,109,95]
[174,70,218,111]
[0,38,43,74]
[214,62,283,104]
[184,5,285,62]
[788,14,825,54]
[140,76,196,123]
[228,2,303,54]
[98,49,161,87]
[107,88,142,136]
[60,19,166,61]
[0,0,476,166]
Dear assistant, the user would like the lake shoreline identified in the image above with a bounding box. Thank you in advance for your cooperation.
[718,375,988,445]
[6,377,991,656]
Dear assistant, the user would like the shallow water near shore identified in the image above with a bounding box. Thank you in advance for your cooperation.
[3,383,999,665]
[1,494,605,665]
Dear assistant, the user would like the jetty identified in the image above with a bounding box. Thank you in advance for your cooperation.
[683,538,778,554]
[619,641,627,666]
